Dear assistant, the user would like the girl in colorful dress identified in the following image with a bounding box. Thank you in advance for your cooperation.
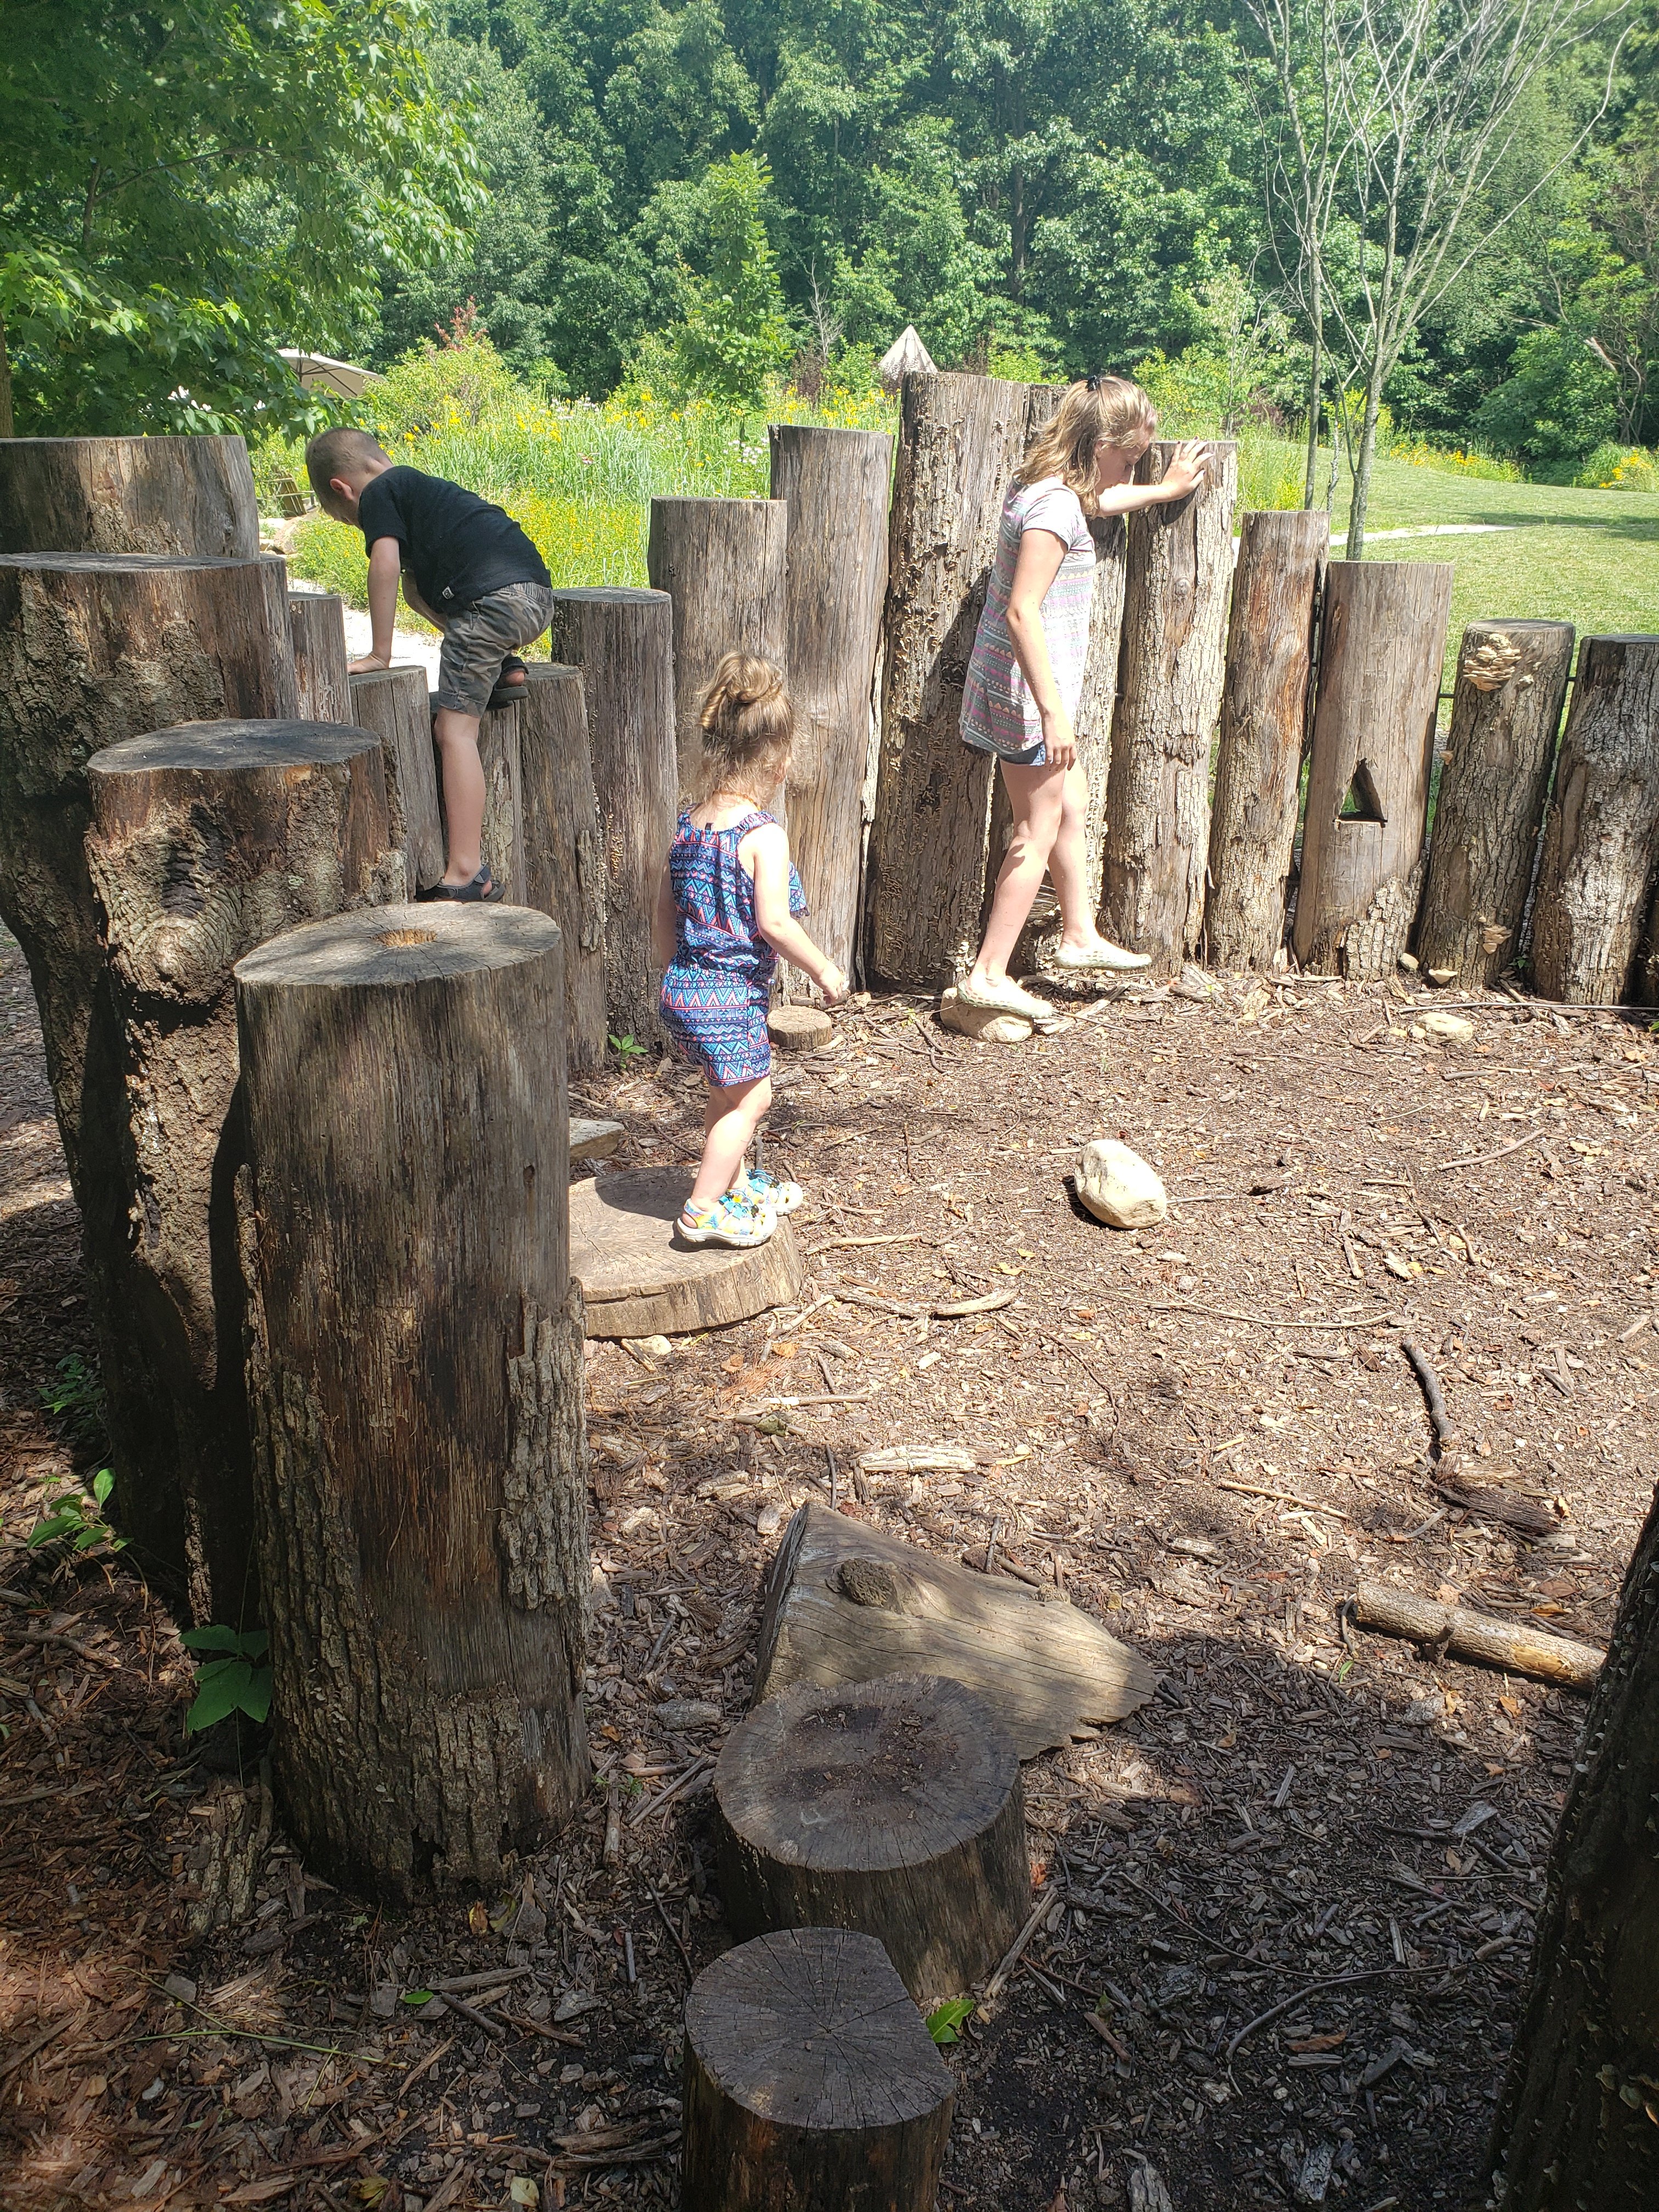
[957,376,1212,1020]
[654,655,849,1249]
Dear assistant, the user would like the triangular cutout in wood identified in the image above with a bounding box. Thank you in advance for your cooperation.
[1338,757,1386,823]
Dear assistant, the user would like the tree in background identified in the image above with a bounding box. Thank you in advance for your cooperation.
[669,153,795,408]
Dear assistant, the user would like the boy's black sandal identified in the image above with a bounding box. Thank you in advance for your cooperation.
[487,656,528,710]
[419,864,503,904]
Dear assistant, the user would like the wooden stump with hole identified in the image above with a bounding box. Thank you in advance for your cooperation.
[0,434,259,557]
[347,665,444,894]
[569,1166,803,1338]
[287,592,351,723]
[714,1672,1026,2000]
[234,904,589,1893]
[518,663,607,1071]
[682,1925,955,2212]
[647,497,788,798]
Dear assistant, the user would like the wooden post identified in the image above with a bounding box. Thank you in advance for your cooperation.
[518,664,608,1071]
[347,665,444,894]
[1099,441,1239,974]
[287,592,351,723]
[646,496,789,797]
[546,588,676,1048]
[1529,635,1659,1004]
[768,426,893,981]
[682,1927,955,2212]
[0,435,259,557]
[1292,560,1454,978]
[865,372,1058,987]
[83,719,394,1618]
[234,903,589,1894]
[433,693,525,902]
[1204,510,1328,970]
[714,1673,1027,2000]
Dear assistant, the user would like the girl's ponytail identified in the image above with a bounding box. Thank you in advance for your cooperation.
[697,652,794,799]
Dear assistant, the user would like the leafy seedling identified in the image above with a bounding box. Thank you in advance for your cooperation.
[27,1468,125,1554]
[926,1998,974,2045]
[180,1624,272,1733]
[608,1032,647,1065]
[39,1353,106,1443]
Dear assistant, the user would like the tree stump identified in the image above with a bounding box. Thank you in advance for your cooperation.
[233,904,589,1894]
[568,1166,803,1338]
[646,497,788,798]
[287,592,351,723]
[83,719,394,1616]
[1204,510,1328,970]
[714,1672,1027,2000]
[546,588,676,1047]
[1291,561,1453,978]
[1099,441,1239,975]
[0,435,259,557]
[682,1926,955,2212]
[768,426,893,981]
[517,663,607,1071]
[346,665,444,894]
[1529,635,1659,1005]
[436,694,525,903]
[768,1002,833,1051]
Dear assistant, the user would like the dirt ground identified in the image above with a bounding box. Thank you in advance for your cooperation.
[3,922,1655,2212]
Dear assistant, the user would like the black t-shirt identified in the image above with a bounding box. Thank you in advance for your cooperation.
[356,466,549,612]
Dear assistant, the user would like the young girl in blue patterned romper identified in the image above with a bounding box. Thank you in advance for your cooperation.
[654,655,848,1249]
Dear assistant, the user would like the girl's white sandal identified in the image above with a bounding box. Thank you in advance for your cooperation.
[956,972,1052,1020]
[1051,937,1153,973]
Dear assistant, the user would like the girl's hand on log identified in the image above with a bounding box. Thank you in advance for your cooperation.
[1160,443,1211,501]
[1041,709,1077,772]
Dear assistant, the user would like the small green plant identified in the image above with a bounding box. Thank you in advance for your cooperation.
[926,1997,975,2045]
[180,1625,272,1733]
[26,1467,125,1554]
[40,1353,106,1442]
[609,1032,647,1065]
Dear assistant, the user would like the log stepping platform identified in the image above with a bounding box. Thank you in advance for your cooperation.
[682,1926,955,2212]
[568,1166,803,1339]
[714,1672,1027,2001]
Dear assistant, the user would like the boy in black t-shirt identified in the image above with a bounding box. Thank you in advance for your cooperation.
[306,427,554,901]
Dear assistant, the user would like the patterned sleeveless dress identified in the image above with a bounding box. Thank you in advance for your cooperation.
[660,808,807,1085]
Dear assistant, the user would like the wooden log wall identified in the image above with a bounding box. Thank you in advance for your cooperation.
[518,664,608,1071]
[646,497,788,798]
[347,665,444,895]
[0,435,260,557]
[288,592,352,723]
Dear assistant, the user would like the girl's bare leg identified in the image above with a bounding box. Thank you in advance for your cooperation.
[968,760,1066,987]
[1047,765,1101,950]
[691,1075,771,1206]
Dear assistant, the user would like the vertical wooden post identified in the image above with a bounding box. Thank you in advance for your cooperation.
[347,665,444,895]
[1099,440,1239,973]
[287,591,351,723]
[546,588,676,1048]
[234,903,590,1895]
[1530,635,1659,1004]
[1416,620,1575,989]
[768,427,893,983]
[434,693,525,903]
[0,435,259,557]
[647,496,789,798]
[518,663,608,1073]
[1204,510,1327,970]
[1292,561,1454,978]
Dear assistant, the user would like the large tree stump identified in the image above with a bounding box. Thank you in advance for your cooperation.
[83,719,394,1617]
[1291,561,1454,978]
[768,426,893,981]
[1415,621,1575,990]
[682,1926,955,2212]
[233,904,589,1894]
[433,693,525,902]
[346,665,444,894]
[714,1672,1026,2000]
[1529,635,1659,1005]
[546,588,676,1047]
[1099,440,1239,975]
[646,497,788,798]
[287,592,351,723]
[1488,1475,1659,2208]
[0,435,259,557]
[569,1166,803,1338]
[1204,510,1328,970]
[518,663,607,1071]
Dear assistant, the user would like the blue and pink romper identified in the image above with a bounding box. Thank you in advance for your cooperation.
[661,809,807,1085]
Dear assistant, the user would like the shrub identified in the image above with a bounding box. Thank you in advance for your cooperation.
[1474,328,1620,469]
[1390,436,1524,482]
[1573,441,1658,490]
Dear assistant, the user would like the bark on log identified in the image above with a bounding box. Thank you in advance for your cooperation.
[1351,1581,1602,1689]
[682,1926,955,2212]
[432,694,526,904]
[83,719,394,1618]
[1291,561,1453,978]
[346,665,444,894]
[1488,1475,1659,2208]
[714,1672,1027,2001]
[517,663,607,1073]
[1415,622,1575,990]
[1099,441,1239,974]
[768,426,893,981]
[865,373,1057,987]
[287,592,351,723]
[569,1166,803,1338]
[1530,635,1659,1005]
[1203,510,1327,970]
[546,588,676,1047]
[233,903,589,1894]
[646,497,788,798]
[0,435,259,557]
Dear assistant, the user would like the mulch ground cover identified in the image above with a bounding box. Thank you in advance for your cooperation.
[3,924,1654,2212]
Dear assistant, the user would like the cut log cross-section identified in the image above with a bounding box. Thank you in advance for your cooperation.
[569,1166,803,1339]
[0,434,259,557]
[682,1926,955,2212]
[715,1672,1028,2000]
[287,592,352,723]
[646,497,788,798]
[234,904,590,1894]
[346,665,444,894]
[517,663,607,1072]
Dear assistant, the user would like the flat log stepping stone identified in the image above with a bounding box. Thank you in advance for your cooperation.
[568,1165,803,1339]
[714,1672,1026,2001]
[769,1001,834,1049]
[682,1925,955,2212]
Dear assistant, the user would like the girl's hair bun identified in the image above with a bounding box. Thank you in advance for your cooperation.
[696,651,794,795]
[700,651,785,729]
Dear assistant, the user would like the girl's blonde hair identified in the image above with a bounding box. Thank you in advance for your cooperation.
[698,653,793,799]
[1018,376,1157,514]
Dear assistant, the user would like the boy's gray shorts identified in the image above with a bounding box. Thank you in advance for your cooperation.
[433,581,555,715]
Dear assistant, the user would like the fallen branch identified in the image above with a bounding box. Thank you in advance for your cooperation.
[1437,1127,1544,1172]
[827,1283,1018,1321]
[1401,1338,1454,1461]
[1225,1968,1419,2065]
[804,1233,933,1255]
[1351,1580,1602,1689]
[980,1888,1061,2003]
[1091,1284,1380,1332]
[1214,1479,1355,1522]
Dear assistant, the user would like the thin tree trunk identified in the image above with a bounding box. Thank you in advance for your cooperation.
[0,313,14,440]
[0,436,259,557]
[646,498,788,799]
[1303,278,1323,511]
[1347,351,1387,562]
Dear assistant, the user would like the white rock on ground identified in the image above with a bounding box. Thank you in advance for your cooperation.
[1076,1138,1169,1229]
[1421,1009,1476,1042]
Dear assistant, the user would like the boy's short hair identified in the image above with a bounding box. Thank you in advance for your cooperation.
[304,427,391,500]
